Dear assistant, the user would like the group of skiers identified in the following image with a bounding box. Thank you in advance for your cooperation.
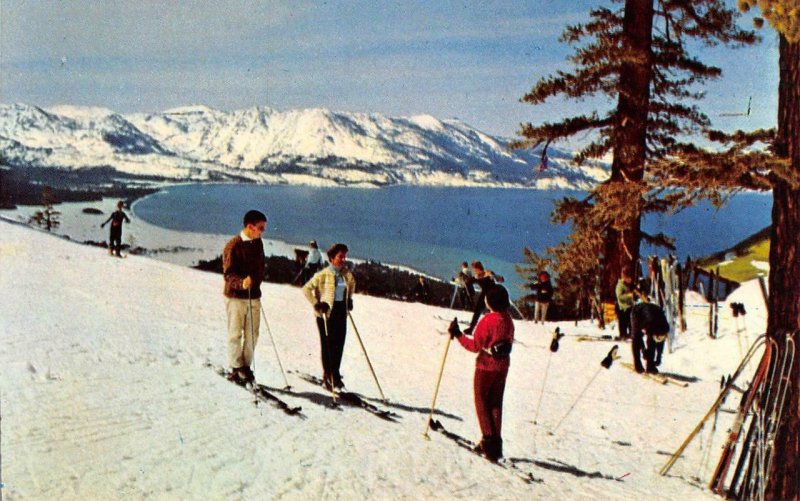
[220,210,522,462]
[216,208,676,465]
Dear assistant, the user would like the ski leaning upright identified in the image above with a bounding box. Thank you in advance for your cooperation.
[728,334,795,500]
[708,338,774,494]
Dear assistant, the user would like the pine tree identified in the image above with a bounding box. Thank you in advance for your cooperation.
[514,0,755,307]
[737,2,800,497]
[28,186,61,231]
[640,2,798,494]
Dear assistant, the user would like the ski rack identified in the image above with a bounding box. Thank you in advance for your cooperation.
[708,337,775,493]
[659,334,768,476]
[728,333,795,500]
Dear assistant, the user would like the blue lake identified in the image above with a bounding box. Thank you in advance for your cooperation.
[134,184,773,296]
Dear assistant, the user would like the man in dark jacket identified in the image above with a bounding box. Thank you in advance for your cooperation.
[223,210,267,383]
[100,200,131,257]
[532,271,554,324]
[630,302,670,374]
[465,261,504,335]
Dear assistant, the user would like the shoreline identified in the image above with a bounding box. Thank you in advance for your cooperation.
[0,196,443,281]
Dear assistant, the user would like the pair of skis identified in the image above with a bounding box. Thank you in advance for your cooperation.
[427,419,543,484]
[290,371,399,422]
[619,362,689,387]
[212,365,399,422]
[211,365,303,417]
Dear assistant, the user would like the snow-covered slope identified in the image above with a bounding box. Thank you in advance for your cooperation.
[0,218,770,499]
[0,103,606,188]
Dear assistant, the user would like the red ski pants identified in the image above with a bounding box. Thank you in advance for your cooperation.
[474,368,508,438]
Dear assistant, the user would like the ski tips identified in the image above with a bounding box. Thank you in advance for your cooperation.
[601,345,620,369]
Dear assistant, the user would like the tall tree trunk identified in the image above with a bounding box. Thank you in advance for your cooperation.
[600,0,653,302]
[766,34,800,501]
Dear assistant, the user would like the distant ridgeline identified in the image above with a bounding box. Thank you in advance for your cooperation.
[0,166,158,210]
[0,103,608,190]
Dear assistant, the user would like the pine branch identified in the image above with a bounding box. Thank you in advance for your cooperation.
[641,230,677,251]
[514,114,613,150]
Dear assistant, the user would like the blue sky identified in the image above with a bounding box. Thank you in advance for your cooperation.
[0,0,779,138]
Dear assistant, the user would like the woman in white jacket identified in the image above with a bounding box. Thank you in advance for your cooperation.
[302,243,356,390]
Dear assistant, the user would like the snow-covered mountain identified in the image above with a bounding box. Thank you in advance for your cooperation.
[0,103,608,188]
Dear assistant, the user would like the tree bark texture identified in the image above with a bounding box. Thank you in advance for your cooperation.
[766,34,800,501]
[600,0,653,302]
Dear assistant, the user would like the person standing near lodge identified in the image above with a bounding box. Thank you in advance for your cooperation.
[100,200,131,257]
[630,301,670,374]
[532,271,554,324]
[222,210,267,384]
[465,261,504,335]
[303,243,356,390]
[448,285,515,462]
[615,270,637,340]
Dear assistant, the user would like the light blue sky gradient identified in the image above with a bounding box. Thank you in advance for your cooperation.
[0,0,779,138]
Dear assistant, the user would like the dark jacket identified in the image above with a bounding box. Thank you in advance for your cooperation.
[533,279,554,303]
[223,234,266,299]
[411,281,430,303]
[631,302,669,339]
[103,210,130,234]
[468,276,499,331]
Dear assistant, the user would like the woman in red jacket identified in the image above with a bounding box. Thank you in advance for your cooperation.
[448,285,514,462]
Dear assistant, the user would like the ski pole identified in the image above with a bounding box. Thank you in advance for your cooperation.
[322,313,337,405]
[533,352,552,425]
[550,367,601,434]
[423,331,453,439]
[347,311,386,401]
[534,328,562,425]
[551,345,618,434]
[248,289,256,375]
[259,300,290,390]
[245,289,257,400]
[291,267,305,286]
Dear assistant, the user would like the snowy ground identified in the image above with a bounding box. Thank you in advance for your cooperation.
[0,218,770,500]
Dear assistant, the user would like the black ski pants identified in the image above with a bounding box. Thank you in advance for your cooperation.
[617,307,631,339]
[109,227,123,256]
[316,300,348,382]
[631,332,664,372]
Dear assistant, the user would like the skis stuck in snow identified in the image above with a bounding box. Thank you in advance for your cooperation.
[210,364,304,417]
